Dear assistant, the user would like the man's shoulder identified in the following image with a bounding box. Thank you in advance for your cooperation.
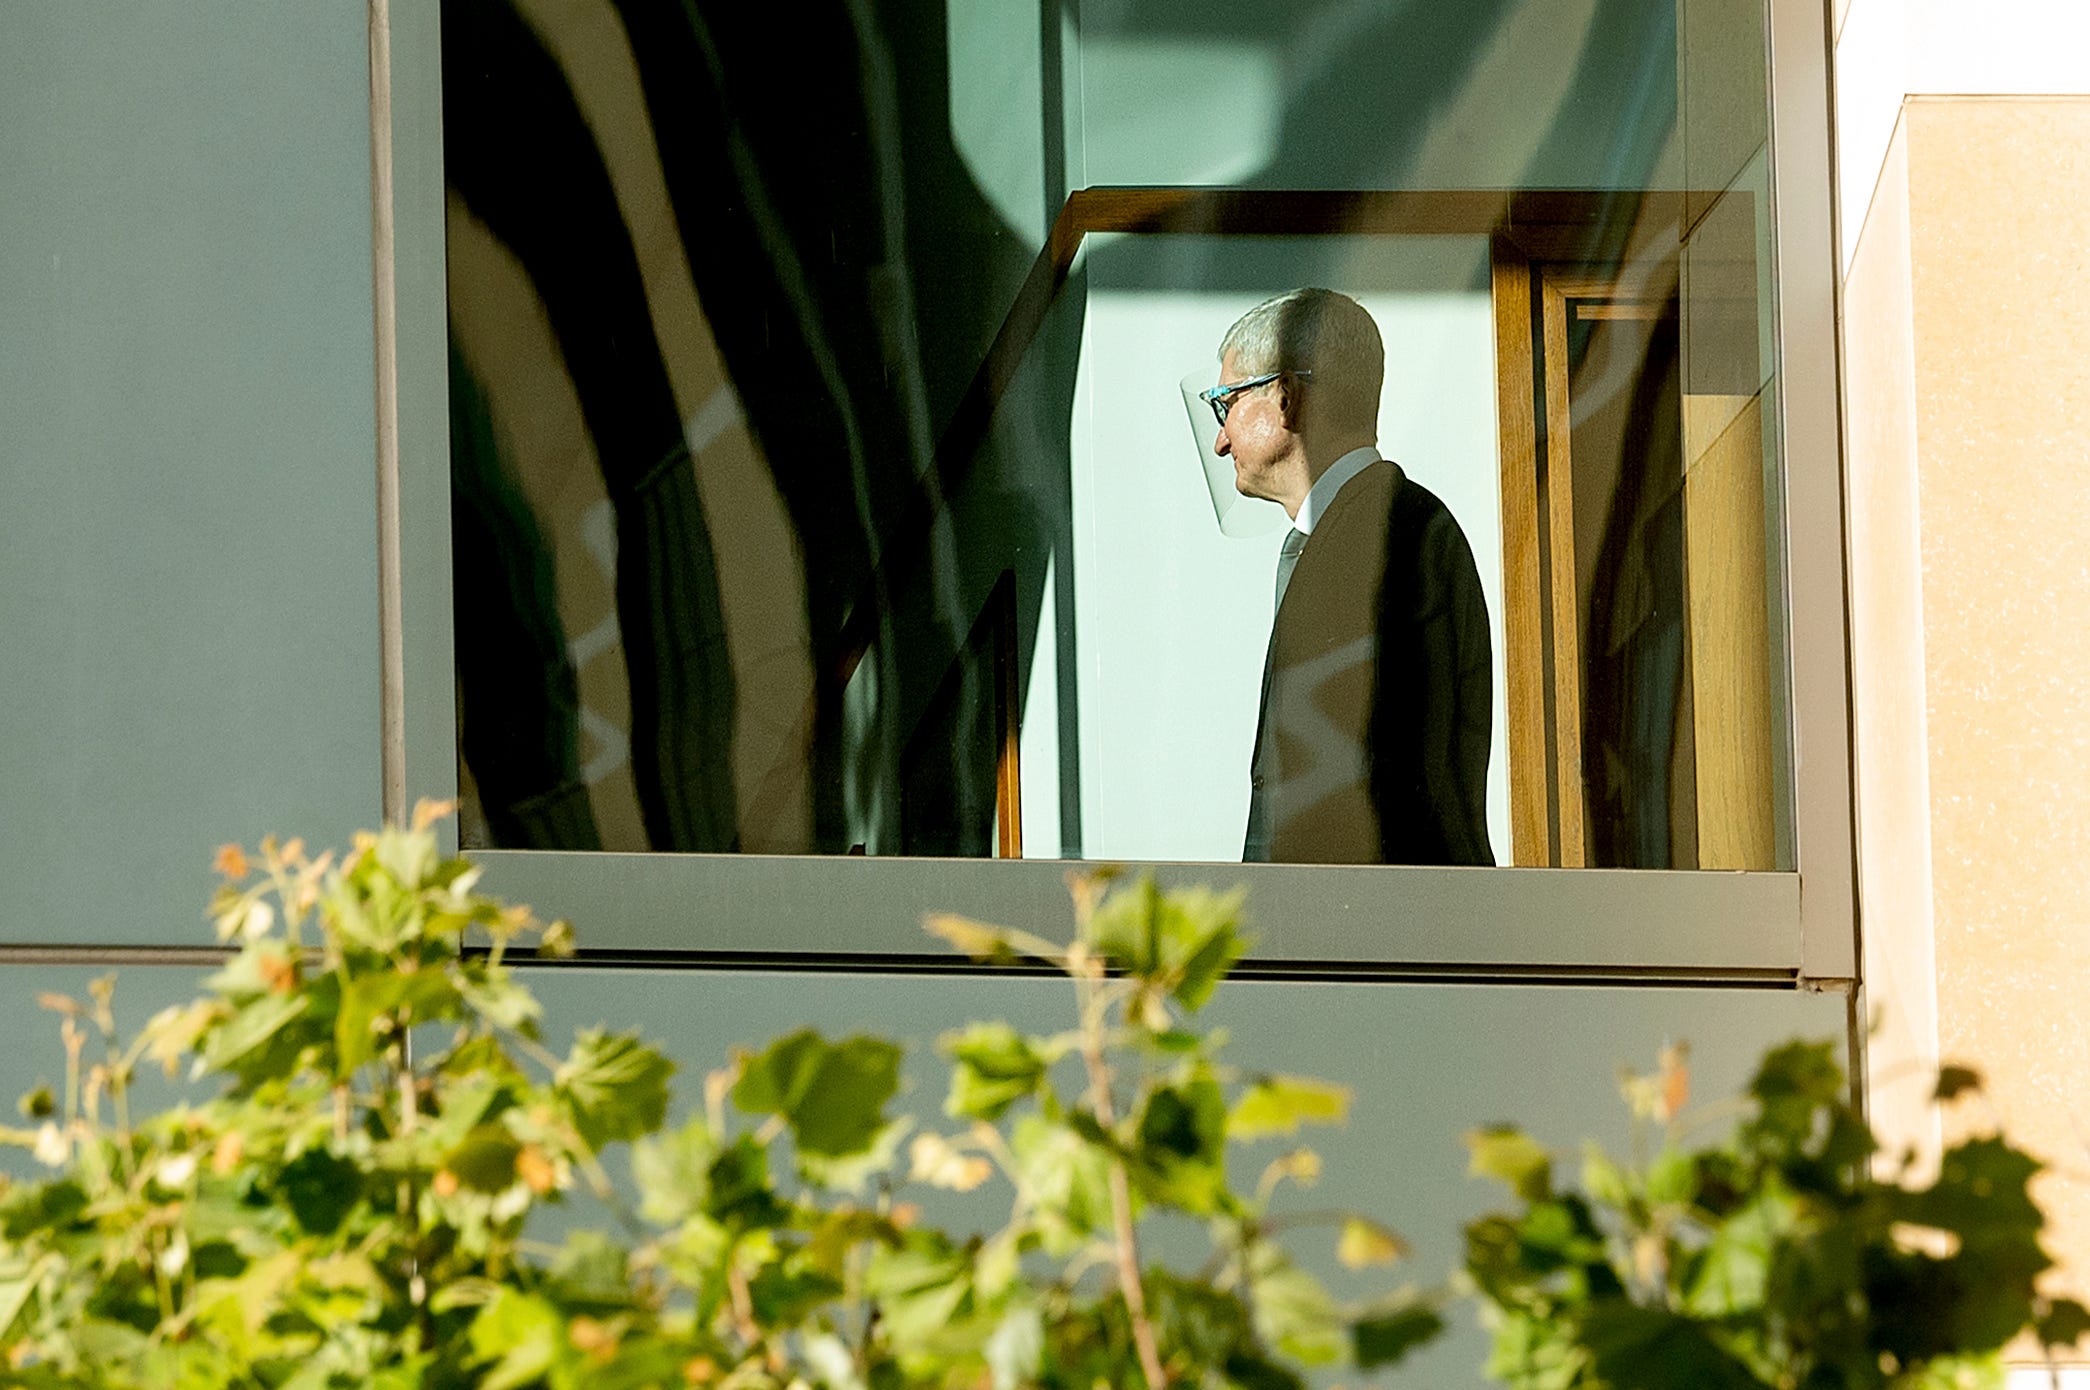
[1378,467,1477,549]
[1309,460,1481,570]
[1313,457,1401,533]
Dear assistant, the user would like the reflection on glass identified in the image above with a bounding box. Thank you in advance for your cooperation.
[441,0,1787,869]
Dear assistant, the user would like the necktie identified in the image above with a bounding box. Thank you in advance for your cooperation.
[1274,528,1307,613]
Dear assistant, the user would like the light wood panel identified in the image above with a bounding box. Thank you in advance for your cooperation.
[1490,253,1549,867]
[1683,394,1776,869]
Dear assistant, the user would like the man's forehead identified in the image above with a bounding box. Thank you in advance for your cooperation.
[1218,352,1243,380]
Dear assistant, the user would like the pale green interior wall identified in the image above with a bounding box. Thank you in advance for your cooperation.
[1053,236,1510,863]
[0,6,382,945]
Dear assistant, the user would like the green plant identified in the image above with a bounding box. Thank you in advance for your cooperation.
[0,814,1437,1388]
[1462,1039,2090,1390]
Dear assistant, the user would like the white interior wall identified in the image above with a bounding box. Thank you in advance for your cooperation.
[1059,237,1509,863]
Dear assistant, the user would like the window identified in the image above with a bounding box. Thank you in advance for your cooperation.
[387,0,1851,973]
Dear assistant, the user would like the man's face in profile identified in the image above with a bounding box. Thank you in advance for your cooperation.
[1214,353,1293,505]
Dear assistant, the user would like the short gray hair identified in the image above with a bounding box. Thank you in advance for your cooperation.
[1218,288,1383,432]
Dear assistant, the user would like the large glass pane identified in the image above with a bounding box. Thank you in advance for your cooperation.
[440,0,1787,868]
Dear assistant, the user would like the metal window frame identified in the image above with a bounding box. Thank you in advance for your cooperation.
[371,0,1854,985]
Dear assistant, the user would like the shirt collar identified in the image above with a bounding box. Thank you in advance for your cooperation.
[1293,446,1380,536]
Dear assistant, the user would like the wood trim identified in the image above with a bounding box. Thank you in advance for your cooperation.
[1056,187,1733,264]
[991,572,1024,859]
[1540,271,1589,866]
[1490,248,1548,868]
[1574,302,1674,321]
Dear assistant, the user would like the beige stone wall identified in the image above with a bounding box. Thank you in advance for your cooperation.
[1906,98,2090,1302]
[1844,94,2090,1329]
[1843,118,1941,1170]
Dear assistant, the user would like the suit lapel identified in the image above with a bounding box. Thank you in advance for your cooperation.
[1292,458,1402,586]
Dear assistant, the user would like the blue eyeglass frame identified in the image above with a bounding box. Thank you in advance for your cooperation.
[1199,368,1310,426]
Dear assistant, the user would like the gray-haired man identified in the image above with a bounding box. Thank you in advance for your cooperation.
[1203,287,1494,864]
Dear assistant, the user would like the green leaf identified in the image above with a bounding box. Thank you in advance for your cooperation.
[1147,1028,1209,1053]
[1900,1353,2008,1390]
[1581,1143,1632,1209]
[704,1134,792,1231]
[1228,1075,1350,1140]
[1746,1038,1848,1154]
[1514,1197,1605,1263]
[1085,879,1250,1010]
[202,992,310,1073]
[864,1237,974,1348]
[1135,1076,1228,1212]
[1221,1351,1307,1390]
[633,1117,717,1225]
[1467,1126,1552,1201]
[446,1124,524,1193]
[985,1303,1044,1390]
[1087,876,1165,972]
[1683,1182,1794,1316]
[750,1263,845,1327]
[800,1116,911,1192]
[546,1231,631,1310]
[0,1179,87,1239]
[733,1030,900,1157]
[1352,1300,1445,1371]
[0,1255,55,1343]
[1248,1250,1344,1365]
[556,1028,675,1149]
[1584,1304,1762,1390]
[1010,1114,1113,1254]
[1140,1078,1226,1165]
[1148,1270,1253,1369]
[468,1286,563,1390]
[1645,1144,1696,1206]
[457,966,542,1035]
[274,1147,362,1235]
[333,969,458,1076]
[1170,888,1251,1010]
[1336,1216,1408,1269]
[943,1022,1054,1121]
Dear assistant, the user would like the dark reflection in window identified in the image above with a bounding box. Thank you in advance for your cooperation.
[443,0,1059,856]
[1577,312,1693,869]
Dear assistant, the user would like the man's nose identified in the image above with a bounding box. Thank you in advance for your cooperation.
[1214,426,1231,456]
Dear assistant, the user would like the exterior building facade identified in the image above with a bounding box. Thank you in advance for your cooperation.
[2,0,2086,1380]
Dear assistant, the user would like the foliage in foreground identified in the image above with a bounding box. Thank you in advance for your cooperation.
[0,811,1436,1388]
[1463,1041,2090,1390]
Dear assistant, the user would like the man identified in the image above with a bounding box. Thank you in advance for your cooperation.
[1205,288,1494,865]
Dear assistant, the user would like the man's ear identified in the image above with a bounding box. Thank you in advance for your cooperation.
[1278,375,1304,429]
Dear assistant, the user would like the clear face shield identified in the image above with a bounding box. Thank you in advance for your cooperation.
[1178,368,1289,538]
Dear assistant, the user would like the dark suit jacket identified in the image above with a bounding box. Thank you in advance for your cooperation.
[1244,460,1495,865]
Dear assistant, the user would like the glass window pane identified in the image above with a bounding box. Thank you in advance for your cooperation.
[440,0,1787,869]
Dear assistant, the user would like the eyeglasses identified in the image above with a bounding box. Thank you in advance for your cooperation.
[1197,369,1310,427]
